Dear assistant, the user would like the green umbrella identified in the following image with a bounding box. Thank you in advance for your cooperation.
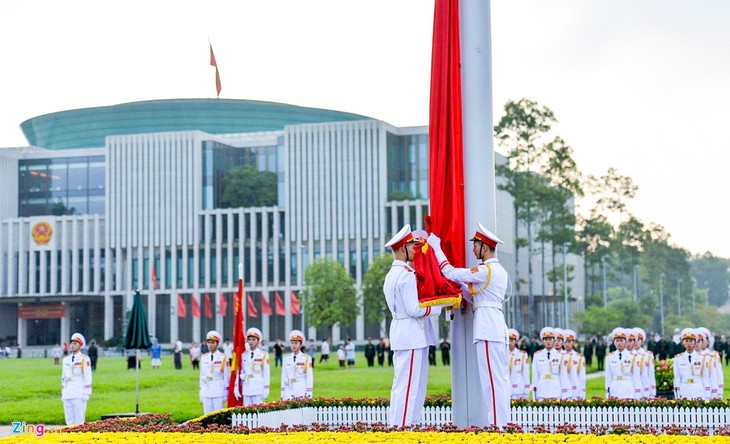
[124,290,152,414]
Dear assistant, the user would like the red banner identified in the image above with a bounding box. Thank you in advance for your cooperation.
[261,293,273,316]
[18,304,66,319]
[290,291,301,315]
[275,292,286,316]
[219,293,228,317]
[191,295,201,318]
[210,43,222,98]
[247,294,258,318]
[177,294,187,318]
[204,293,213,319]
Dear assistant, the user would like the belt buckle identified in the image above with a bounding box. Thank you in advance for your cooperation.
[248,374,254,379]
[207,376,213,381]
[687,378,694,383]
[290,378,297,383]
[616,376,623,380]
[545,374,551,379]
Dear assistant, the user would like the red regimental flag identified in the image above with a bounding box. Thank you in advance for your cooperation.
[209,43,222,98]
[275,292,286,316]
[247,294,258,318]
[261,293,272,316]
[204,294,213,319]
[428,0,465,267]
[219,293,228,317]
[290,291,301,315]
[177,294,187,318]
[191,294,201,318]
[227,278,246,407]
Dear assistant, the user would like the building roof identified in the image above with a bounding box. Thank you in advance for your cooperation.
[20,99,371,150]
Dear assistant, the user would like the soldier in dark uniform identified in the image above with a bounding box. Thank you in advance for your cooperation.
[87,340,99,371]
[595,337,607,371]
[364,338,376,367]
[376,338,386,366]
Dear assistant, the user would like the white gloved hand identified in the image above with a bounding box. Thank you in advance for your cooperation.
[427,233,442,250]
[234,384,241,399]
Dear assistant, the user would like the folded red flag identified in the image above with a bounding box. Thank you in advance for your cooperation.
[412,239,462,309]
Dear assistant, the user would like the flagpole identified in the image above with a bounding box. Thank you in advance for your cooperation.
[452,0,495,428]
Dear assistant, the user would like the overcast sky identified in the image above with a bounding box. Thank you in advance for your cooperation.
[1,0,728,258]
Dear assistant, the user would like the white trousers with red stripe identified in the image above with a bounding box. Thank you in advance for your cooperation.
[476,340,510,428]
[389,347,428,427]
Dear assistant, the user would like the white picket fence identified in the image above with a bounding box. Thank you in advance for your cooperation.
[231,405,730,434]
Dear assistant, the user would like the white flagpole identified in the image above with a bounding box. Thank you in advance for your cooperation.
[451,0,496,428]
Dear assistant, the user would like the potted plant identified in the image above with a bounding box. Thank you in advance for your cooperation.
[654,359,674,399]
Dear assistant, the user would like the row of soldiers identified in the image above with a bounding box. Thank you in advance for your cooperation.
[507,327,587,400]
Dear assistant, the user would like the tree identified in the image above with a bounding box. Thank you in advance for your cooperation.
[361,253,393,325]
[301,257,358,338]
[691,253,730,307]
[220,165,277,208]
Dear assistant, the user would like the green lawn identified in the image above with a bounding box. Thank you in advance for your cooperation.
[2,354,728,425]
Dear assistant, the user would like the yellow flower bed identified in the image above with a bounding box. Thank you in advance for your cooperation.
[4,432,730,444]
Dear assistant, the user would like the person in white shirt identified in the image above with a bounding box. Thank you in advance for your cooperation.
[234,327,270,406]
[281,330,313,399]
[61,333,92,425]
[319,338,330,363]
[199,330,230,414]
[632,327,655,398]
[507,328,530,399]
[695,328,722,399]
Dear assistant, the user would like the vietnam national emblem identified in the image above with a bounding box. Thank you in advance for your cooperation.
[32,222,53,245]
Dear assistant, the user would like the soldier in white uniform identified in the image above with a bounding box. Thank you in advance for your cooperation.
[625,329,645,396]
[554,328,565,354]
[384,225,441,427]
[280,330,313,400]
[673,328,710,399]
[234,327,270,406]
[508,328,530,399]
[632,327,655,398]
[605,328,642,399]
[563,329,586,400]
[428,224,510,428]
[697,327,724,399]
[61,333,92,425]
[532,327,569,400]
[199,330,230,414]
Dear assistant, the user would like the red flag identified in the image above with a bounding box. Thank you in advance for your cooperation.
[290,291,301,315]
[204,293,213,319]
[191,294,201,318]
[209,43,222,98]
[428,0,465,267]
[219,293,228,317]
[275,292,286,316]
[247,294,258,318]
[261,293,273,316]
[150,263,158,290]
[227,278,246,407]
[177,294,187,318]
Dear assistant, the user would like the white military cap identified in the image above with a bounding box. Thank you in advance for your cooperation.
[554,328,565,340]
[384,224,414,250]
[633,327,646,341]
[508,328,520,340]
[206,330,222,343]
[70,332,86,348]
[611,327,628,340]
[627,329,637,341]
[540,327,555,339]
[289,329,305,343]
[564,329,577,341]
[694,328,706,341]
[680,328,697,341]
[697,327,711,341]
[469,223,503,248]
[246,327,262,340]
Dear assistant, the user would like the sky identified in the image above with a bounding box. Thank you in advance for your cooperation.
[1,0,729,258]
